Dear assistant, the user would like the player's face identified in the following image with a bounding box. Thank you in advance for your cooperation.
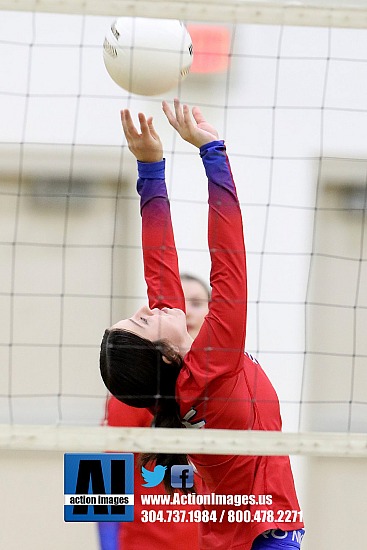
[182,279,209,339]
[112,306,192,357]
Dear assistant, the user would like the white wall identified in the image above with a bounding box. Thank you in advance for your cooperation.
[0,11,367,549]
[0,450,99,550]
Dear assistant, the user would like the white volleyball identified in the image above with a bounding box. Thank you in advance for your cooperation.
[103,17,193,96]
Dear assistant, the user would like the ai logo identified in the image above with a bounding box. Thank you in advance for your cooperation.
[64,453,134,522]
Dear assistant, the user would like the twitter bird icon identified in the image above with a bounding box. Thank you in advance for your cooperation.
[141,465,167,487]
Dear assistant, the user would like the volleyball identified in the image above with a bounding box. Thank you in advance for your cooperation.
[103,17,193,96]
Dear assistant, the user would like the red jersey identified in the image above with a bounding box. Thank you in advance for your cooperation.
[106,397,200,550]
[137,141,304,550]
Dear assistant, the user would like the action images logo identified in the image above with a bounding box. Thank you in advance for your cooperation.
[64,453,134,522]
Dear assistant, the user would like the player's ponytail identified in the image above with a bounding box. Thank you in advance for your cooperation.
[100,328,191,494]
[140,383,193,495]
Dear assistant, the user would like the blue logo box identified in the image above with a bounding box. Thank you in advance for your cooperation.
[170,464,194,489]
[64,453,134,522]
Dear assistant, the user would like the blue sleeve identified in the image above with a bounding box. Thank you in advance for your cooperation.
[136,158,185,311]
[200,140,238,200]
[97,522,119,550]
[136,159,167,211]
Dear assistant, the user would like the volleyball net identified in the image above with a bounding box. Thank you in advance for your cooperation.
[0,0,366,458]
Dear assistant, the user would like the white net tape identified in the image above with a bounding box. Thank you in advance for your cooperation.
[2,0,367,28]
[0,425,366,456]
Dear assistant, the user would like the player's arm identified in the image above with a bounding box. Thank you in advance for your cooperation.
[120,110,185,310]
[163,100,247,370]
[201,140,247,366]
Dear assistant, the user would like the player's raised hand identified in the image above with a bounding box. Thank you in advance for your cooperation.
[120,109,163,163]
[162,98,219,148]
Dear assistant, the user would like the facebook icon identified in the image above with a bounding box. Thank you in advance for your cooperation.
[170,465,194,489]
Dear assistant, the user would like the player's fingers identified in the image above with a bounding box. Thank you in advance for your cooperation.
[173,98,184,125]
[183,103,195,129]
[162,101,179,129]
[147,117,159,139]
[162,100,171,117]
[120,110,130,136]
[146,116,154,132]
[138,112,149,135]
[192,106,206,125]
[123,109,140,138]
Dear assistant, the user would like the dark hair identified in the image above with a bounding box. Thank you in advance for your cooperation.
[180,272,211,301]
[100,328,193,493]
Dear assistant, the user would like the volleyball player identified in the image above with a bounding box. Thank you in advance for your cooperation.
[100,99,305,549]
[98,276,209,550]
